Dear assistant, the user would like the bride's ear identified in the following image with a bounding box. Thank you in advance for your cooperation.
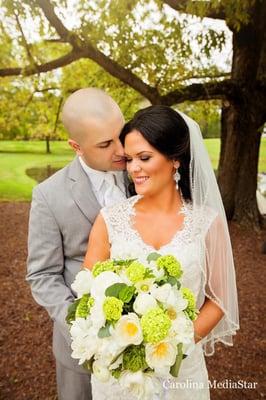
[173,160,180,169]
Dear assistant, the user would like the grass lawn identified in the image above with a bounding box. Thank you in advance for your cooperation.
[0,138,265,201]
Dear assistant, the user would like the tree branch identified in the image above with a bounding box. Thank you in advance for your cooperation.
[160,79,237,105]
[0,49,82,77]
[14,11,36,68]
[163,0,226,20]
[36,0,161,103]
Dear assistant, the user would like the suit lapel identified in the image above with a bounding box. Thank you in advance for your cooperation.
[68,157,101,224]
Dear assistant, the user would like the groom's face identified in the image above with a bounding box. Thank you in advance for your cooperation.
[71,114,126,171]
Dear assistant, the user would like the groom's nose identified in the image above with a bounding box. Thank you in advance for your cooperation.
[114,139,125,157]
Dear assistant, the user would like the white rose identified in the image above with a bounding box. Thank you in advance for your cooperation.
[71,269,93,298]
[133,293,157,315]
[90,271,123,298]
[170,312,194,344]
[92,360,111,382]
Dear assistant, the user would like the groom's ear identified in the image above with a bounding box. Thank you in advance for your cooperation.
[68,139,83,156]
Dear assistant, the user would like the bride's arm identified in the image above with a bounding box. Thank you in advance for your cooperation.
[83,213,110,270]
[193,299,224,343]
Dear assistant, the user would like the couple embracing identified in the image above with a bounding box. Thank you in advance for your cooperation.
[27,88,239,400]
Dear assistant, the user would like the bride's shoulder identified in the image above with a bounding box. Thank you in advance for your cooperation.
[101,195,141,218]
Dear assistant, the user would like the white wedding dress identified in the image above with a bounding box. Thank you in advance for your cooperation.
[91,195,217,400]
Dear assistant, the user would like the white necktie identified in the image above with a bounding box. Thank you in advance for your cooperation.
[103,173,126,206]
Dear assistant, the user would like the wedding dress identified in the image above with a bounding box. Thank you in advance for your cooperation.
[91,194,218,400]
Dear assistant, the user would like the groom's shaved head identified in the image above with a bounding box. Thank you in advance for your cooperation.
[62,88,124,143]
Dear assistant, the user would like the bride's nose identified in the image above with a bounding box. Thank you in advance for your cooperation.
[127,159,142,173]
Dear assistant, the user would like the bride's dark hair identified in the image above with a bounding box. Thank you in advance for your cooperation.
[120,105,191,201]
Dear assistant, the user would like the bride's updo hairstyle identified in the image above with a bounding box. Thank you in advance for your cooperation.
[120,105,191,201]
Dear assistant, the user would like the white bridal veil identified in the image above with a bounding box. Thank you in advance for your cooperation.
[179,111,240,356]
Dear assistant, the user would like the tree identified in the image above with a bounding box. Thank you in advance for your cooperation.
[0,0,265,225]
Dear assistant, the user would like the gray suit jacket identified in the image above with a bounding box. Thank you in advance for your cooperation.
[26,157,131,373]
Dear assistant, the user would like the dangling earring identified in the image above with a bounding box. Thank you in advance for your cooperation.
[174,168,180,189]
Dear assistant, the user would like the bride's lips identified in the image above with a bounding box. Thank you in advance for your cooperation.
[134,176,150,185]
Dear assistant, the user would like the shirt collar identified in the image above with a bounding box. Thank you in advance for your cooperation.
[78,157,125,191]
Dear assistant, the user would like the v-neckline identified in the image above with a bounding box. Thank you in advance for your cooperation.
[128,195,189,252]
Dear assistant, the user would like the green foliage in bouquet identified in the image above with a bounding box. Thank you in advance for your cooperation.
[156,255,183,278]
[141,307,171,344]
[122,344,148,372]
[182,287,198,321]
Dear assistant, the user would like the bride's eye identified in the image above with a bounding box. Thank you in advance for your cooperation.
[140,156,151,161]
[125,158,132,163]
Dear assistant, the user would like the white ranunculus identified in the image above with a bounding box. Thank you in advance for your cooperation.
[119,371,162,400]
[133,293,157,315]
[145,340,177,375]
[70,317,92,339]
[112,313,143,346]
[109,354,123,370]
[92,360,111,382]
[95,337,125,366]
[170,312,194,344]
[89,299,106,332]
[71,334,99,365]
[90,271,123,298]
[71,269,93,298]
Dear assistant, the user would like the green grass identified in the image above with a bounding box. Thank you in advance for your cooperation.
[0,141,74,201]
[0,138,265,201]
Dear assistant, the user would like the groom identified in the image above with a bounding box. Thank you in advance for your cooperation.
[26,88,130,400]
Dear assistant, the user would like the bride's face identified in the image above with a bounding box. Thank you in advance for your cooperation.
[124,130,177,196]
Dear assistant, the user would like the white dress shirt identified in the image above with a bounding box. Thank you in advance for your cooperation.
[79,157,126,207]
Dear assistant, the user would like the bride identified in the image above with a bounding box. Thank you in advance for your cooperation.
[83,105,239,399]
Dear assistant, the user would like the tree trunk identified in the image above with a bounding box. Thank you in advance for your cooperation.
[46,136,51,154]
[217,0,266,227]
[218,102,262,226]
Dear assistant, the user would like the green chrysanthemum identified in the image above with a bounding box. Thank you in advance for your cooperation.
[126,261,146,283]
[182,287,198,320]
[103,296,123,321]
[156,255,183,278]
[75,294,91,318]
[141,307,171,343]
[92,260,116,277]
[122,345,148,372]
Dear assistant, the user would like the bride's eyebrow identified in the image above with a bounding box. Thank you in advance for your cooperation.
[124,151,153,156]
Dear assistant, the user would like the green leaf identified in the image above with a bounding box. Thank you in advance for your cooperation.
[147,252,161,263]
[82,358,93,372]
[118,285,136,303]
[170,343,183,378]
[105,283,128,298]
[143,268,155,279]
[66,298,81,325]
[98,323,111,338]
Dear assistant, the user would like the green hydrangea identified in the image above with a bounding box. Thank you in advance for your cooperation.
[123,345,148,372]
[156,255,183,278]
[87,296,95,312]
[75,294,91,318]
[141,307,171,343]
[182,287,197,320]
[103,296,123,321]
[126,261,146,283]
[92,260,116,277]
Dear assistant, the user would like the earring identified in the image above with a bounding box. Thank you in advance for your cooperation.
[174,168,180,189]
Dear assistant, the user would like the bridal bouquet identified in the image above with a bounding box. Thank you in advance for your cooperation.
[67,253,198,399]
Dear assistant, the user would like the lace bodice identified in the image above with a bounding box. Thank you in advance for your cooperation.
[101,195,216,306]
[93,196,214,400]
